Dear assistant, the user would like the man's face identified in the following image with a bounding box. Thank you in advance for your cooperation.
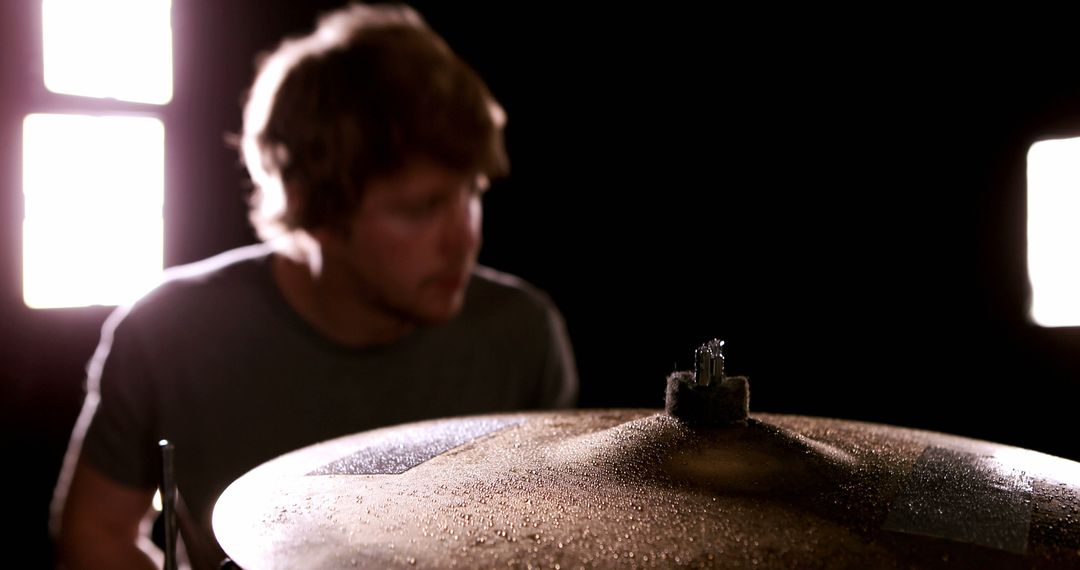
[317,160,486,324]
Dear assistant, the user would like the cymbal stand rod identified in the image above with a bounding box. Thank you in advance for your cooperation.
[159,439,178,570]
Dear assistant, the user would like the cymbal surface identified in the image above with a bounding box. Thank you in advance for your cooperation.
[213,410,1080,568]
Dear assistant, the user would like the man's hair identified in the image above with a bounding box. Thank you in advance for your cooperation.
[241,3,508,241]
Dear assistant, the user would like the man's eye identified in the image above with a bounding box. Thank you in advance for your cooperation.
[400,198,440,217]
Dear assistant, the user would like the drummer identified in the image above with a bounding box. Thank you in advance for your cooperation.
[50,4,578,569]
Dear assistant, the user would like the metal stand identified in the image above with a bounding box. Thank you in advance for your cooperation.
[159,440,178,570]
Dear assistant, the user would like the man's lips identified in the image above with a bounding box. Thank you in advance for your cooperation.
[431,272,468,291]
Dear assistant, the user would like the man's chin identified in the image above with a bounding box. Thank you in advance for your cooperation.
[409,293,467,325]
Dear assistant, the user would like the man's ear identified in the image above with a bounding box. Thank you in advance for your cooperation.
[282,181,305,227]
[308,218,353,245]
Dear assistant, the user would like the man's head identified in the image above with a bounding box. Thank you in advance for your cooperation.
[241,3,507,242]
[241,3,508,325]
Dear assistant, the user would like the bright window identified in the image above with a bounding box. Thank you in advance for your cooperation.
[24,0,172,309]
[23,114,165,309]
[1027,137,1080,326]
[42,0,173,104]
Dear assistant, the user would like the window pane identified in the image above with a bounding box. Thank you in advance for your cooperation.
[1027,138,1080,326]
[42,0,173,104]
[23,113,164,309]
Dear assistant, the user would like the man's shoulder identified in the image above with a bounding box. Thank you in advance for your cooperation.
[465,266,559,321]
[123,243,274,322]
[159,243,273,288]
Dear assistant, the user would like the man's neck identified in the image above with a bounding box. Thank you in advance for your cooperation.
[270,252,415,348]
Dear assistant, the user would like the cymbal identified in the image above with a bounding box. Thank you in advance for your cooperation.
[213,409,1080,569]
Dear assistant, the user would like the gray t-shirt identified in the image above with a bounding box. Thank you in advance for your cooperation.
[71,244,577,547]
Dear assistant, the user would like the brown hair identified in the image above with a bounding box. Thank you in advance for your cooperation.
[241,3,508,240]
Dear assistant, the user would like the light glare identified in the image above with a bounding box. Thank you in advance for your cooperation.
[23,113,164,309]
[993,447,1080,488]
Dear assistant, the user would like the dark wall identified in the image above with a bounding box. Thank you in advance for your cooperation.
[3,3,1080,566]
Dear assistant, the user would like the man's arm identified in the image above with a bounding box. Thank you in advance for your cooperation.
[52,304,165,569]
[56,458,161,570]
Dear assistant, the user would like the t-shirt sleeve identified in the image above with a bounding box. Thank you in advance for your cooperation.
[77,307,161,490]
[535,300,579,409]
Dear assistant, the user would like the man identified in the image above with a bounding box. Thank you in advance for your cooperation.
[51,4,577,568]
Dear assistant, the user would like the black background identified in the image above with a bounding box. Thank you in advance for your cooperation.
[3,3,1080,566]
